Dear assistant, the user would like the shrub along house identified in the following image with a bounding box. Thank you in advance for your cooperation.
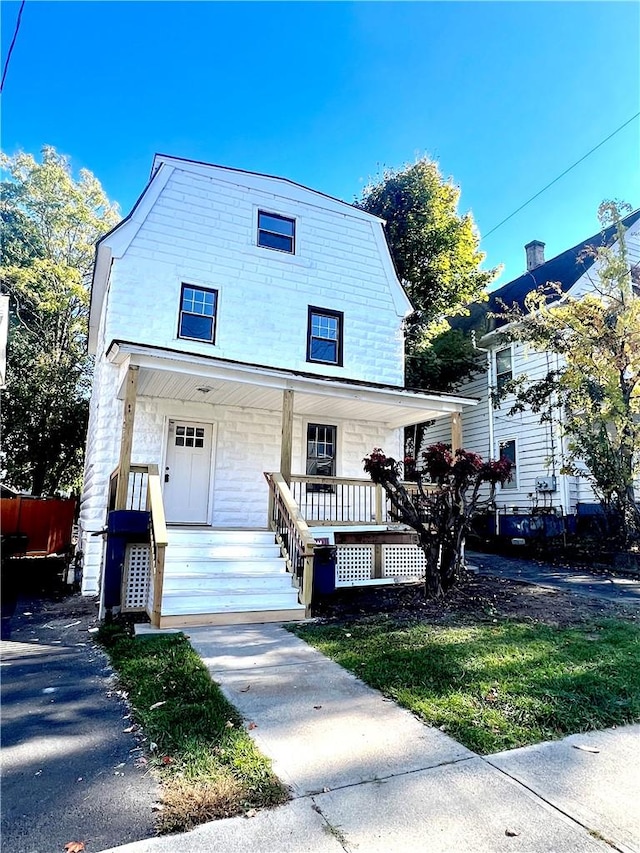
[78,154,476,627]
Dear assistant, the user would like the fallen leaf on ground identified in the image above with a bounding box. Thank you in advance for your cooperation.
[149,701,166,710]
[247,722,258,730]
[64,843,85,852]
[572,744,600,753]
[161,755,172,765]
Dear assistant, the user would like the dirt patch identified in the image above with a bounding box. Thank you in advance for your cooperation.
[312,573,639,628]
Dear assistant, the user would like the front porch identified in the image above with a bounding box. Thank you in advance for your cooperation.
[99,343,475,626]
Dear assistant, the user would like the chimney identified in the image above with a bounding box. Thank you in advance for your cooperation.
[525,240,545,271]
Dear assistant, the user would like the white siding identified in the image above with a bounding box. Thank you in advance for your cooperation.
[103,168,405,387]
[421,342,582,514]
[79,384,402,592]
[80,161,413,594]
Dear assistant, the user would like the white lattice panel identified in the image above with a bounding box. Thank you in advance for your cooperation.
[336,545,374,586]
[382,545,426,579]
[122,544,151,611]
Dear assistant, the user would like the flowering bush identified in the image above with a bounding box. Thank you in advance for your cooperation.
[363,443,512,598]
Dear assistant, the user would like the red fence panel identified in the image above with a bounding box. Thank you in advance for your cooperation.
[0,498,76,555]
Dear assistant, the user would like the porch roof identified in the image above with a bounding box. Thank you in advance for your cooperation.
[108,341,478,429]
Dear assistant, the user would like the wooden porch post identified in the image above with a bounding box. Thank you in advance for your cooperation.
[450,411,463,454]
[114,365,139,510]
[280,389,294,486]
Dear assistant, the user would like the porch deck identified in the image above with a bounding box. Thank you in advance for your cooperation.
[109,466,429,627]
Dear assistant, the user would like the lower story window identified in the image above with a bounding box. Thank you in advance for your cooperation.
[178,284,217,343]
[499,439,517,490]
[306,423,336,492]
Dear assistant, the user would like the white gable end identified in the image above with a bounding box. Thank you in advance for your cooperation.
[93,158,412,386]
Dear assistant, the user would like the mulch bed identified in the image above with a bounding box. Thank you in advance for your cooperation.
[311,573,639,628]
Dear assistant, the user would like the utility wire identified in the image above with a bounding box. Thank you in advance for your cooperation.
[483,111,640,240]
[0,0,26,95]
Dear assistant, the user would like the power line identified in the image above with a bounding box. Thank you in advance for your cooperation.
[0,0,26,95]
[482,111,640,240]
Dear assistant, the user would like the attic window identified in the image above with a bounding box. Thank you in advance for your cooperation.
[257,211,295,253]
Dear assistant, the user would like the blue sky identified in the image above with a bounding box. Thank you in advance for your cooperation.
[2,1,638,287]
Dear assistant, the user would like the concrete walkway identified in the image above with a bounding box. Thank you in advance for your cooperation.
[105,623,640,853]
[468,550,640,604]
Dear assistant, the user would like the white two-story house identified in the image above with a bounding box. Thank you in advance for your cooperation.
[421,208,640,543]
[79,154,476,626]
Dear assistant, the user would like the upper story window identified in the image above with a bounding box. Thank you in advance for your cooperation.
[499,438,517,490]
[178,284,218,344]
[495,346,513,392]
[257,211,295,254]
[307,307,343,366]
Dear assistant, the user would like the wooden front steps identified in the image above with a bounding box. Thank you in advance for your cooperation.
[158,527,306,628]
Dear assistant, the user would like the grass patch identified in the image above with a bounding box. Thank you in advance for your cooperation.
[98,625,287,833]
[290,617,640,754]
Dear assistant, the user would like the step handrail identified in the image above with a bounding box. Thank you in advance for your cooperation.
[265,472,316,611]
[146,464,168,627]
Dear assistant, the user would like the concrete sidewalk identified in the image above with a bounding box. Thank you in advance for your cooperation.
[105,623,640,853]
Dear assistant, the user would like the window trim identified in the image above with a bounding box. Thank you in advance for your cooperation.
[257,209,296,254]
[498,437,518,491]
[177,283,218,345]
[306,306,344,366]
[495,345,513,393]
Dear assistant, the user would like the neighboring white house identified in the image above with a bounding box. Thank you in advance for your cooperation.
[79,154,476,626]
[422,209,640,538]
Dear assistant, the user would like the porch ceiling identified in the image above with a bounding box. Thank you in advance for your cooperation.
[109,341,478,429]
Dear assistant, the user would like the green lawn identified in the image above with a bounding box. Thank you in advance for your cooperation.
[98,626,287,833]
[291,618,640,754]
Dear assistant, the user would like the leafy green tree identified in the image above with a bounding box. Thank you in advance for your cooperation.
[498,201,640,547]
[0,147,119,495]
[357,158,497,390]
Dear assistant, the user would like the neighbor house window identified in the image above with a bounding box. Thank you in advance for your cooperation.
[307,307,343,366]
[257,211,295,253]
[178,284,218,343]
[306,423,337,492]
[499,439,517,490]
[495,346,513,392]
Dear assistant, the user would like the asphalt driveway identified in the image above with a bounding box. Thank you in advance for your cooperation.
[468,550,640,604]
[1,590,158,853]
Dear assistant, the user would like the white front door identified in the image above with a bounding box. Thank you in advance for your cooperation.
[163,420,213,523]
